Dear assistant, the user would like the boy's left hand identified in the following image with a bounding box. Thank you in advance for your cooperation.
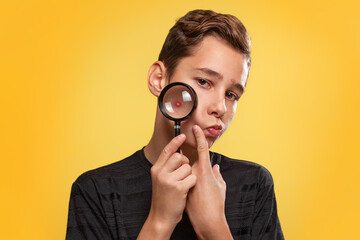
[185,125,233,240]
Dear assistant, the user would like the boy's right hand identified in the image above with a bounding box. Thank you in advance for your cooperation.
[141,134,197,238]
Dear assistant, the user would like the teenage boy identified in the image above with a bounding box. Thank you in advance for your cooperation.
[66,9,284,240]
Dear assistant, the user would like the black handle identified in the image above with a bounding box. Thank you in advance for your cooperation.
[175,121,181,153]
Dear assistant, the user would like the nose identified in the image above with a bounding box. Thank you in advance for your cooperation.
[208,93,227,118]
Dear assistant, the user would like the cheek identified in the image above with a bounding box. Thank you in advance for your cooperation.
[225,101,237,118]
[225,100,238,114]
[223,104,237,126]
[232,101,238,113]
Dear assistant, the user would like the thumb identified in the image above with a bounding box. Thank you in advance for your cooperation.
[212,164,225,184]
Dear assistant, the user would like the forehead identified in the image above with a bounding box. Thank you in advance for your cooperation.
[174,36,248,87]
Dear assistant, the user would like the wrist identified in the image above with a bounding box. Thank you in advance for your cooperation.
[195,215,232,240]
[137,211,177,240]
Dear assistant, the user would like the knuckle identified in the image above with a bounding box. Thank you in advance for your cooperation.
[183,163,191,171]
[158,174,171,187]
[173,152,182,160]
[162,146,171,155]
[175,183,184,192]
[150,166,158,175]
[167,153,181,167]
[183,164,192,174]
[189,173,196,181]
[155,171,166,182]
[197,142,207,152]
[181,155,190,164]
[164,178,172,187]
[188,174,197,186]
[154,171,161,181]
[197,167,207,176]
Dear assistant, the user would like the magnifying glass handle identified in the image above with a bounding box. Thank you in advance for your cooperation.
[175,121,181,153]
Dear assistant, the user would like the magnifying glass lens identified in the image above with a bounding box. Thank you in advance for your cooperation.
[162,85,195,119]
[158,82,197,151]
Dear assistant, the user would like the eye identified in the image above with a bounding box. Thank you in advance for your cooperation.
[197,78,210,88]
[225,92,239,101]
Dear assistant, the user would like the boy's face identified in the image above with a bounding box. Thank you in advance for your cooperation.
[167,36,248,149]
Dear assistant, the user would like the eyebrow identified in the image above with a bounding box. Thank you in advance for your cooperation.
[195,67,223,80]
[195,67,244,94]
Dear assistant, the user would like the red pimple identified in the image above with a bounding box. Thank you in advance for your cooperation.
[173,100,182,108]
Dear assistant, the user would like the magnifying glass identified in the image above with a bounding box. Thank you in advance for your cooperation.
[158,82,197,151]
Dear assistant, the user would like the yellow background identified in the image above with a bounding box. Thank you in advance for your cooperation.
[1,0,359,239]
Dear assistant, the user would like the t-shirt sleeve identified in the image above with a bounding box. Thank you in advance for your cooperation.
[65,175,113,240]
[251,167,284,240]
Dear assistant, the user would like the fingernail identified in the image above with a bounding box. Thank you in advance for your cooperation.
[178,133,185,139]
[193,125,199,132]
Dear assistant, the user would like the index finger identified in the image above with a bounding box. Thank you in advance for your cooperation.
[192,125,211,168]
[156,133,186,166]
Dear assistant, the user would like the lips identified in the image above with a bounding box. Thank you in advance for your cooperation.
[206,125,223,136]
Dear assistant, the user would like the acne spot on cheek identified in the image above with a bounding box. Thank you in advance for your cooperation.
[231,79,235,83]
[173,100,182,108]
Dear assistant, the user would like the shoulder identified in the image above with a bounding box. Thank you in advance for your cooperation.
[211,151,274,186]
[73,149,147,188]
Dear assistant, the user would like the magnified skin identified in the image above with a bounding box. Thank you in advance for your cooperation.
[173,100,182,108]
[160,83,197,121]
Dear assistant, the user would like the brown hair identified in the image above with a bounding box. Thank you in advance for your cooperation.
[158,9,251,81]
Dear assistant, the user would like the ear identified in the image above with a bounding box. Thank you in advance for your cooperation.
[148,61,167,97]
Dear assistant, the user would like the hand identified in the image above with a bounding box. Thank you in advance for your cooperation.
[138,134,197,239]
[185,125,232,240]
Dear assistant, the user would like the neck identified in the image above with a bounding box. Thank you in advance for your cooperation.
[144,109,171,165]
[179,143,199,165]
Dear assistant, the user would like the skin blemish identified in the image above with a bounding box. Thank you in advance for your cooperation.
[231,79,235,83]
[173,100,182,108]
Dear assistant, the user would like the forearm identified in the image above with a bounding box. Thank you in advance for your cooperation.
[193,216,233,240]
[137,213,175,240]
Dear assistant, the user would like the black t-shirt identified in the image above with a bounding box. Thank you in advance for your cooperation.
[66,148,284,240]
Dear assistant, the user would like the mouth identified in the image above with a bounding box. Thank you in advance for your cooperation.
[205,125,223,137]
